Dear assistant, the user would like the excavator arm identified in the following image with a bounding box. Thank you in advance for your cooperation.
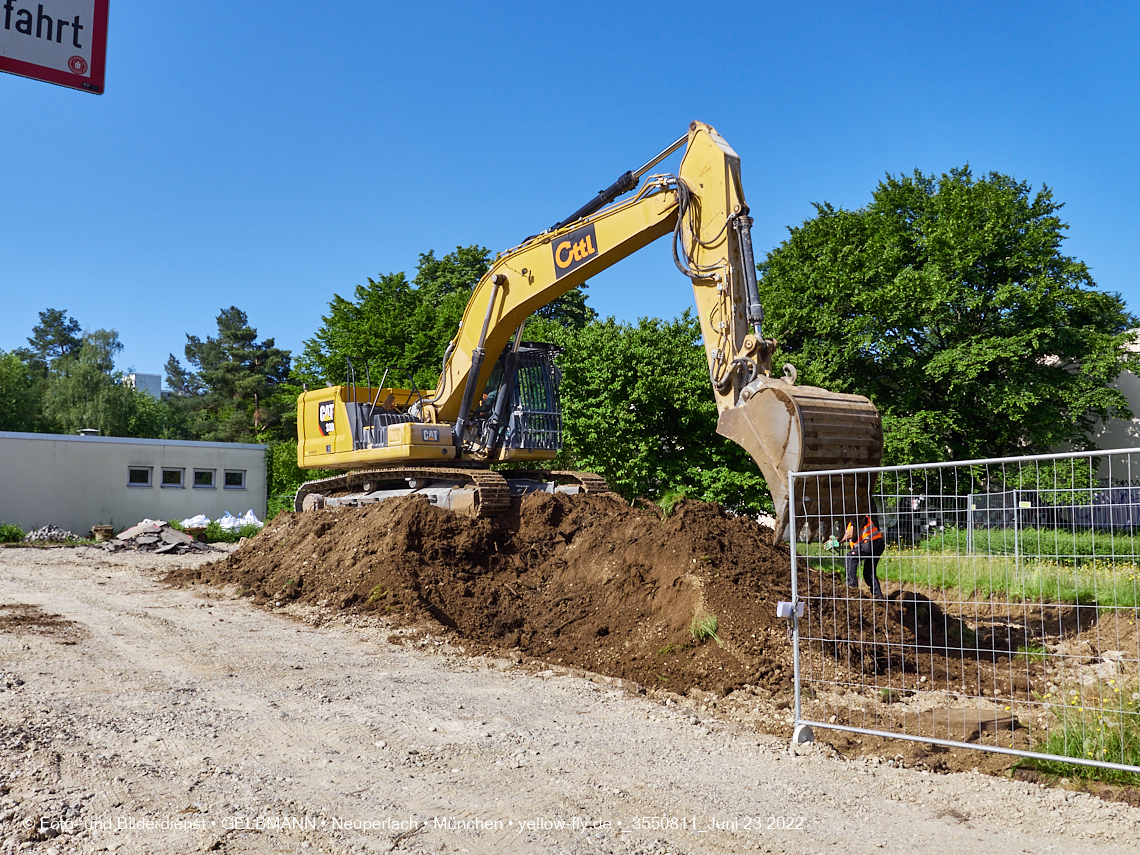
[426,123,752,426]
[418,121,882,539]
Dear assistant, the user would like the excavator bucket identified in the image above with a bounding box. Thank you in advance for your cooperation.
[717,377,883,543]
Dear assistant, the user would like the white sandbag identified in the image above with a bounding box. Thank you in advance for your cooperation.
[238,509,264,529]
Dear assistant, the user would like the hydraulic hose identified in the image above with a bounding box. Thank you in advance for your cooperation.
[421,341,455,407]
[731,209,764,339]
[452,274,504,447]
[485,322,527,456]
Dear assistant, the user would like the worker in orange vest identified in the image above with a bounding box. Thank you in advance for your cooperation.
[840,515,886,599]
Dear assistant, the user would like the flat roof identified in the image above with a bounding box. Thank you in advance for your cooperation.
[0,431,267,451]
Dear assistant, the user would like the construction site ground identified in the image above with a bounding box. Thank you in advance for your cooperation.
[1,494,1139,854]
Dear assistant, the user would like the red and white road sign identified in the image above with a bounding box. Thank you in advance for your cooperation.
[0,0,108,94]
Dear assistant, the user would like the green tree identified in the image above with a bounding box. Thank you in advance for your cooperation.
[5,308,84,432]
[532,283,596,329]
[24,308,82,370]
[0,350,40,432]
[265,438,337,517]
[757,166,1137,464]
[528,311,771,514]
[298,245,594,391]
[41,330,162,437]
[166,308,292,443]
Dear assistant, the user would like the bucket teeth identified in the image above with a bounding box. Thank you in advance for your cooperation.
[717,380,882,541]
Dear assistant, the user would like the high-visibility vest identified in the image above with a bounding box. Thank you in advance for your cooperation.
[861,517,883,543]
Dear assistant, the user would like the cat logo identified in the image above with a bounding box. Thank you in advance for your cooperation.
[552,222,598,279]
[317,400,335,436]
[421,428,440,443]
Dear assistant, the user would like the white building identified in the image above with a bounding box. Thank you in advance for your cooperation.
[0,431,267,535]
[1090,337,1140,452]
[125,373,165,398]
[1068,336,1140,481]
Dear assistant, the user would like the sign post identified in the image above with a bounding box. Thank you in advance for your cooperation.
[0,0,108,94]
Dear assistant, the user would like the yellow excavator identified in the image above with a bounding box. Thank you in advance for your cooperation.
[295,121,882,540]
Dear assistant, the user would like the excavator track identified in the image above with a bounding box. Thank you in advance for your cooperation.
[509,470,613,496]
[467,470,511,516]
[295,467,512,518]
[294,467,610,518]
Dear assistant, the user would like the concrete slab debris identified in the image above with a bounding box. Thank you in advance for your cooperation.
[116,522,163,540]
[105,520,215,555]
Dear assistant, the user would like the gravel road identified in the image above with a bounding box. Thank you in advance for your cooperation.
[1,546,1138,855]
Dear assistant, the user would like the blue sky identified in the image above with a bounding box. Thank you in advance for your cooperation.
[3,1,1138,379]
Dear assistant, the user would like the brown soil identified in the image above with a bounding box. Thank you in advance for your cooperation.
[167,493,806,697]
[164,494,1117,704]
[0,602,84,642]
[805,585,1058,703]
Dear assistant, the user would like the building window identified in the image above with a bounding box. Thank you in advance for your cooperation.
[128,466,153,487]
[161,468,185,488]
[223,470,246,489]
[193,469,216,489]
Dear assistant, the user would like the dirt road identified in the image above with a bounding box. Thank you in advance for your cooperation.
[1,546,1137,854]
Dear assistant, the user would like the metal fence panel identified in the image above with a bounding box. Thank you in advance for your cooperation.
[788,448,1140,775]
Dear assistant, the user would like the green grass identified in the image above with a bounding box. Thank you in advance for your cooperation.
[0,522,23,543]
[924,526,1140,563]
[1016,642,1049,662]
[167,518,262,544]
[657,490,687,519]
[1020,681,1140,784]
[879,687,911,703]
[895,552,1140,607]
[203,521,263,543]
[1016,642,1049,663]
[689,613,723,647]
[799,539,1140,607]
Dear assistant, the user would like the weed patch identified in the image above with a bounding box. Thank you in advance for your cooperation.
[689,613,722,647]
[1016,642,1049,663]
[657,490,687,519]
[1019,681,1140,784]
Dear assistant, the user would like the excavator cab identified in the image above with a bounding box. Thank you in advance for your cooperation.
[468,342,564,461]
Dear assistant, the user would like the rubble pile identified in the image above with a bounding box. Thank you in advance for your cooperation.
[24,525,83,543]
[104,521,214,555]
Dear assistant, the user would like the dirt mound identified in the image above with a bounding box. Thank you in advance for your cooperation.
[167,493,808,695]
